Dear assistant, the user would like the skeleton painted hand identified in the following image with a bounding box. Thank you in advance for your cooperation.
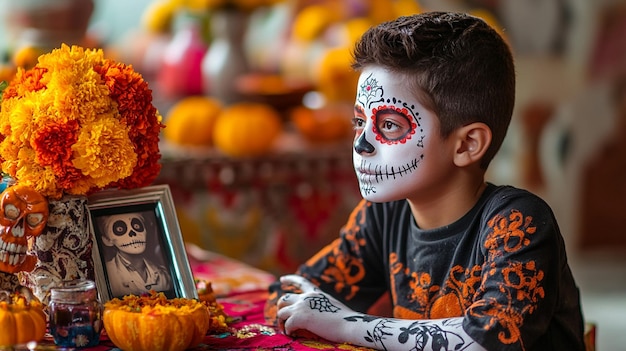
[275,274,487,351]
[276,274,354,341]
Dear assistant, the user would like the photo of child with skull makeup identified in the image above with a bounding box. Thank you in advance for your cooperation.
[97,210,173,299]
[264,12,585,351]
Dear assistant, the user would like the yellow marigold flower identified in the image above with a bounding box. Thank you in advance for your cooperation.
[72,116,137,188]
[13,148,57,197]
[291,4,343,42]
[141,0,178,34]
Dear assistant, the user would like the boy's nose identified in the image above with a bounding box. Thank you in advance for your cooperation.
[354,133,375,154]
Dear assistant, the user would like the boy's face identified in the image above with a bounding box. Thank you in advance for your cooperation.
[103,213,147,255]
[352,68,447,202]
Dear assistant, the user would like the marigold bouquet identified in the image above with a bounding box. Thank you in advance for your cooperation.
[0,44,164,199]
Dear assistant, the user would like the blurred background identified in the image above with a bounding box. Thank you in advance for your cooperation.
[0,0,624,349]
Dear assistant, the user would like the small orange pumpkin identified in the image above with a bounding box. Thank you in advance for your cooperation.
[163,96,223,147]
[0,288,47,347]
[290,103,353,143]
[212,102,283,157]
[103,291,211,351]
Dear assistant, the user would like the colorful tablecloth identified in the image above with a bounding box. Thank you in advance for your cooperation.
[31,244,375,351]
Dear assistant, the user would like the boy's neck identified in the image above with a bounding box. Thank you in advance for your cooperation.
[406,178,487,230]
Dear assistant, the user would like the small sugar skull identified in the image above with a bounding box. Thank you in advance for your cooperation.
[100,213,147,255]
[0,184,49,273]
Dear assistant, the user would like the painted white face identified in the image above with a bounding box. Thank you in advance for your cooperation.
[352,68,437,202]
[104,213,147,255]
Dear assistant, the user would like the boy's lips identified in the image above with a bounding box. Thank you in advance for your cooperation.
[355,168,378,178]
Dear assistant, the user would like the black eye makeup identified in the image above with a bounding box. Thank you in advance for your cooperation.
[112,220,128,236]
[131,217,145,232]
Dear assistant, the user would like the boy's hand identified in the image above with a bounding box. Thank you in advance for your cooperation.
[276,274,352,341]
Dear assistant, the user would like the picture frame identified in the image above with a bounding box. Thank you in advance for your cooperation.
[88,184,197,303]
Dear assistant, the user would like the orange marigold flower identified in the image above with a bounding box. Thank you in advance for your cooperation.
[96,58,164,190]
[2,66,48,100]
[32,120,78,168]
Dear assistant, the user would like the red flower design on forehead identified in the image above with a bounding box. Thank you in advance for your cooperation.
[357,73,384,108]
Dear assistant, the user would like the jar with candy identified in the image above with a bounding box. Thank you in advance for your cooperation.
[48,279,103,348]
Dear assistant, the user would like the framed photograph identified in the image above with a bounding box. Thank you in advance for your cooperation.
[88,184,197,303]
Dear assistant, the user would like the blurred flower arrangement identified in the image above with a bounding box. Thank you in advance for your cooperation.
[192,0,283,12]
[0,44,164,200]
[142,0,283,35]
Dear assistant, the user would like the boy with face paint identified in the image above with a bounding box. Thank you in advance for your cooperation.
[99,212,172,298]
[266,12,585,351]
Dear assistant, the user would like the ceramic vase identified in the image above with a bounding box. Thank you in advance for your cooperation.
[157,10,208,98]
[0,271,20,292]
[19,195,94,304]
[202,9,250,105]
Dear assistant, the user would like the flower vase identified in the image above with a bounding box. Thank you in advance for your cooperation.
[157,10,208,99]
[0,271,20,292]
[19,195,94,304]
[202,9,250,105]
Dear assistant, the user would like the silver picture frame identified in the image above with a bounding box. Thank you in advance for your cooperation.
[88,184,197,303]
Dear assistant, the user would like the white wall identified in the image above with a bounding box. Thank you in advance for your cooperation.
[0,0,153,53]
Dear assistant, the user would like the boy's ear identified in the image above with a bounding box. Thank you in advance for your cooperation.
[101,234,114,247]
[453,122,492,167]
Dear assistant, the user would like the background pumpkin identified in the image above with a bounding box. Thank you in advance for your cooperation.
[163,96,223,147]
[290,104,353,144]
[212,102,283,157]
[0,292,47,346]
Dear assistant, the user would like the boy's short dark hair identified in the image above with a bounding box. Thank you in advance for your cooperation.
[352,12,515,169]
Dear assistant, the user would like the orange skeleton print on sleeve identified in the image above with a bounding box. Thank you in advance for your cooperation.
[304,200,370,301]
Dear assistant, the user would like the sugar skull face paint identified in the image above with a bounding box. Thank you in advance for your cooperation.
[353,68,436,202]
[102,213,147,255]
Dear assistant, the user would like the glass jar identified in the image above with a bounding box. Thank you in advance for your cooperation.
[48,279,103,348]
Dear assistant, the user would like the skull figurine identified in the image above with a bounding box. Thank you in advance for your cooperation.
[0,184,49,274]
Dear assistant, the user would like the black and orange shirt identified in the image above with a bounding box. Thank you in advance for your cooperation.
[293,184,584,351]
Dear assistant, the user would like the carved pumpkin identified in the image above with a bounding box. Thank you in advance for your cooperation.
[103,291,211,351]
[0,184,49,274]
[0,288,47,346]
[212,102,282,157]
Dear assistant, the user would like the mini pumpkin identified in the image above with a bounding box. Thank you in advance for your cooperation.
[290,104,353,143]
[212,102,283,157]
[0,288,47,347]
[164,96,223,147]
[103,291,211,351]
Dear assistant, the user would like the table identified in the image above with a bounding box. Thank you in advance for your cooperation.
[32,244,376,351]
